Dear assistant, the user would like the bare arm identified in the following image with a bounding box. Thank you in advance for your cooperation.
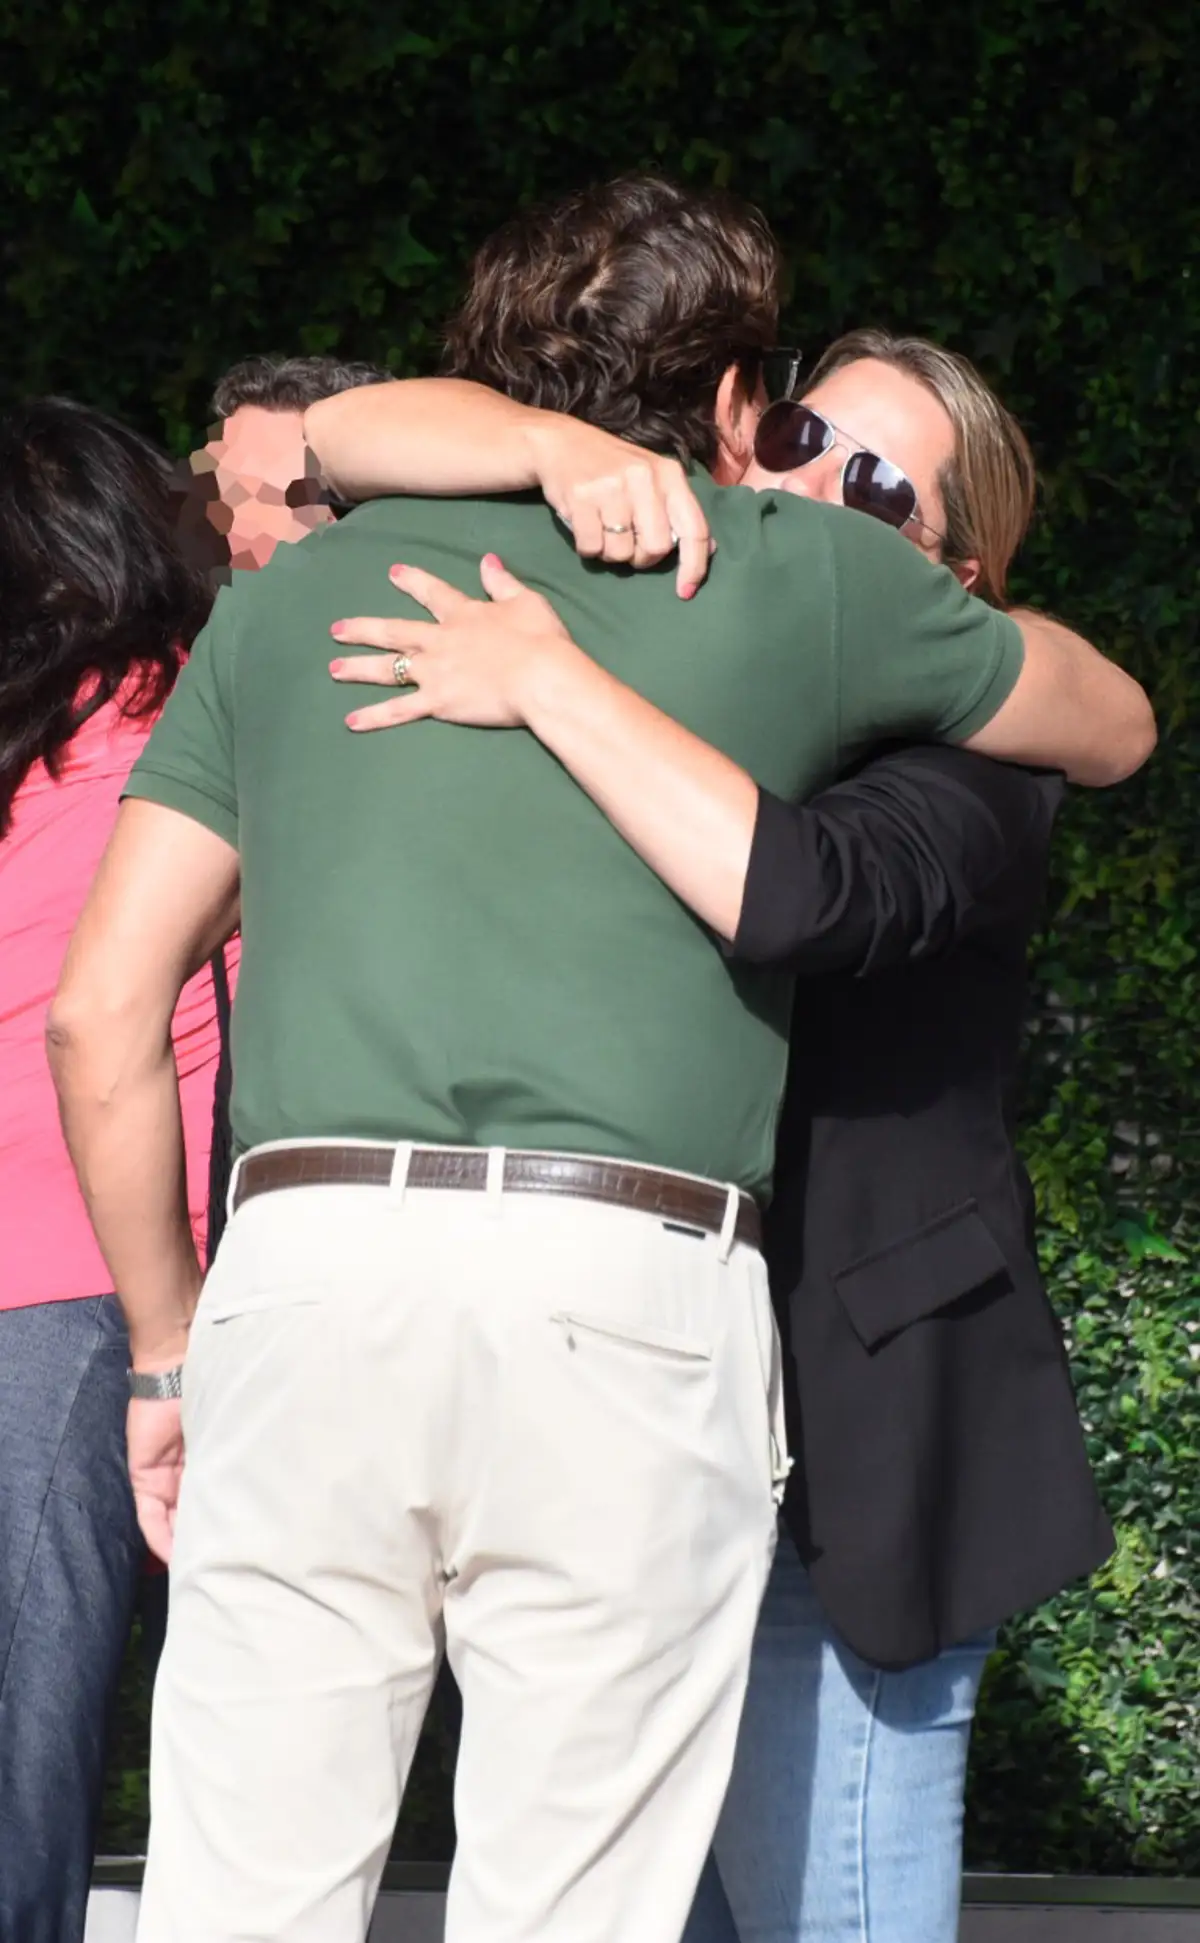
[333,555,1155,934]
[307,378,548,501]
[304,378,713,596]
[309,384,1156,781]
[47,800,240,1367]
[965,609,1155,786]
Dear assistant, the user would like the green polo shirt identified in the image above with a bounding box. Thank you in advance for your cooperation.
[126,475,1021,1201]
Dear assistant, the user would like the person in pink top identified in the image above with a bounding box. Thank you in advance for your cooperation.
[0,397,224,1943]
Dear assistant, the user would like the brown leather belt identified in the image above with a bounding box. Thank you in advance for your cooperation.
[232,1143,762,1250]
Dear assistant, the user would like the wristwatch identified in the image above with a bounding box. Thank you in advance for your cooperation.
[128,1365,184,1401]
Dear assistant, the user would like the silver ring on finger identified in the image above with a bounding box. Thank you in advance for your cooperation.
[391,652,415,686]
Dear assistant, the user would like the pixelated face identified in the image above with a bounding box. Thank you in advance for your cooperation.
[195,404,333,570]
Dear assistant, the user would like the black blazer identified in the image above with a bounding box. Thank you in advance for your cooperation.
[735,744,1114,1670]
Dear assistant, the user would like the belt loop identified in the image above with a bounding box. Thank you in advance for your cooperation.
[717,1185,740,1264]
[389,1141,415,1207]
[226,1153,244,1222]
[485,1147,506,1218]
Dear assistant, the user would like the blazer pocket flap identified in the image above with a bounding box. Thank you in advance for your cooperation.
[833,1203,1010,1350]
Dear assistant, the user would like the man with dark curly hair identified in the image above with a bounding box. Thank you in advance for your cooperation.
[52,175,1149,1943]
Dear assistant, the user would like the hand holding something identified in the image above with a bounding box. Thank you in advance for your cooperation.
[127,1398,185,1564]
[331,556,579,732]
[523,416,713,598]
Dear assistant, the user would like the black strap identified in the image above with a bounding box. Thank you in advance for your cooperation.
[204,946,234,1266]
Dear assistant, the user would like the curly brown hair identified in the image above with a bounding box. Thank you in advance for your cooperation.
[443,173,781,467]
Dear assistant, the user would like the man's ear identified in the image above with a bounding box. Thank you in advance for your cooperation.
[952,558,982,592]
[712,362,763,484]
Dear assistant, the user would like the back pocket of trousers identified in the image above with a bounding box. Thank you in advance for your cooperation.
[550,1311,713,1361]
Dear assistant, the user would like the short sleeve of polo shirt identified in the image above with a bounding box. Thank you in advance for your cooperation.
[122,587,239,848]
[826,508,1025,763]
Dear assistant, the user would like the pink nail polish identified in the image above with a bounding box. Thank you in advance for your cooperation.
[329,659,344,674]
[389,563,408,578]
[330,621,347,638]
[680,583,697,601]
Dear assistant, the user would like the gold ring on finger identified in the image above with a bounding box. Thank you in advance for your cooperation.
[601,521,632,536]
[392,652,414,686]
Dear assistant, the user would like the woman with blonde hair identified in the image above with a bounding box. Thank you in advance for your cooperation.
[306,322,1119,1941]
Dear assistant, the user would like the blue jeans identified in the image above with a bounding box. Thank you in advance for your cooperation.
[683,1529,994,1943]
[0,1297,143,1943]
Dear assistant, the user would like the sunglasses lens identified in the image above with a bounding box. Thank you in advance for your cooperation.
[754,402,832,475]
[842,452,917,531]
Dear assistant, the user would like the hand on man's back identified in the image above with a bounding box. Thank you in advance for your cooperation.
[524,415,714,597]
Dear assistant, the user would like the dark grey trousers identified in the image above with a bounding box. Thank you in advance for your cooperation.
[0,1296,142,1943]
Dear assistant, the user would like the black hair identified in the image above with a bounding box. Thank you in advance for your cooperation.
[210,353,391,421]
[0,397,212,836]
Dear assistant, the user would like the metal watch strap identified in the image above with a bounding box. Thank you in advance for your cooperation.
[128,1365,184,1401]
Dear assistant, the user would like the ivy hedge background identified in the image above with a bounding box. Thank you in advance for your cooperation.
[5,0,1199,1876]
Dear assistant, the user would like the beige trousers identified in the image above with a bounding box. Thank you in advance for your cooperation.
[138,1147,785,1943]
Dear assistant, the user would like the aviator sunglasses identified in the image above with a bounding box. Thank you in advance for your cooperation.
[754,354,945,544]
